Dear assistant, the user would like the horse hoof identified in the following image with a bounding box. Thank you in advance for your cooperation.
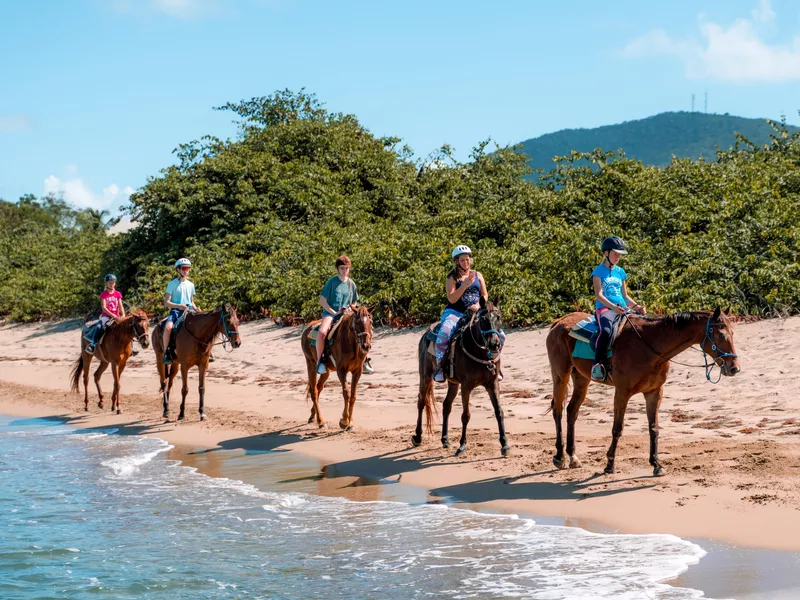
[200,414,206,422]
[116,409,121,415]
[411,435,421,447]
[84,407,89,412]
[653,466,665,477]
[178,414,185,421]
[455,445,467,457]
[442,439,450,449]
[553,457,567,469]
[162,412,169,419]
[339,420,348,430]
[501,445,511,458]
[307,416,314,424]
[569,456,582,469]
[604,464,615,475]
[98,403,104,409]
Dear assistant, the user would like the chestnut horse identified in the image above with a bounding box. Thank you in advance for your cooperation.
[70,309,150,414]
[300,306,373,430]
[412,300,509,457]
[152,305,241,421]
[546,307,740,476]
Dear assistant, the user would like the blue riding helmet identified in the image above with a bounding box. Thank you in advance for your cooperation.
[104,274,118,282]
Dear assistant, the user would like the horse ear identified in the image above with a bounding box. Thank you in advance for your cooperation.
[224,302,232,313]
[480,296,486,309]
[368,303,377,314]
[712,306,721,321]
[724,305,731,315]
[493,294,501,307]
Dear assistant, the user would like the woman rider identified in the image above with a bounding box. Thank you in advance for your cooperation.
[591,236,646,381]
[433,245,504,382]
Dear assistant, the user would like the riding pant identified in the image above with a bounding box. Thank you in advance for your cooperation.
[594,308,615,365]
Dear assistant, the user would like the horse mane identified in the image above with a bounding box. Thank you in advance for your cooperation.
[637,311,710,329]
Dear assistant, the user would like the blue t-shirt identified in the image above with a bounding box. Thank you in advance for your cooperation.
[592,264,627,310]
[165,278,196,307]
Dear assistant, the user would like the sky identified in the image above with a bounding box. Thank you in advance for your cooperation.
[3,0,800,215]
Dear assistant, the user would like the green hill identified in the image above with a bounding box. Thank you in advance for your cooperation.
[517,111,800,173]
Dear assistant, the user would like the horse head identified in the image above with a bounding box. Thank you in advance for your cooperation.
[351,305,373,353]
[130,309,150,349]
[221,304,242,349]
[476,297,503,356]
[703,307,740,376]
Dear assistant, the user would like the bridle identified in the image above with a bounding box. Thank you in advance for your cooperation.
[460,308,504,373]
[131,317,149,346]
[351,309,372,352]
[218,310,240,352]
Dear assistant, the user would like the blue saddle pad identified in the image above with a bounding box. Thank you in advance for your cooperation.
[425,322,442,343]
[569,316,598,344]
[572,339,612,360]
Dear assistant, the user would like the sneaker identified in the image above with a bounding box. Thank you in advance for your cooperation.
[591,363,606,381]
[162,354,173,365]
[362,358,374,374]
[433,367,446,383]
[316,360,327,375]
[85,345,95,355]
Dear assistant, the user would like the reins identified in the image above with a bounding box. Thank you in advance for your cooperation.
[179,309,239,353]
[459,309,503,374]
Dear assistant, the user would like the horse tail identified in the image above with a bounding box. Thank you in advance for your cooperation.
[70,355,84,393]
[424,380,438,435]
[543,397,554,416]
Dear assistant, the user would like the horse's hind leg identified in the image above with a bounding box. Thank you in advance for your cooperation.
[644,388,665,476]
[93,360,109,409]
[604,388,632,474]
[82,354,92,411]
[412,377,433,447]
[343,370,361,430]
[454,385,473,457]
[337,368,351,430]
[197,359,208,421]
[157,361,169,419]
[566,370,590,468]
[550,368,570,469]
[110,362,121,414]
[486,380,510,457]
[178,364,189,421]
[440,382,459,449]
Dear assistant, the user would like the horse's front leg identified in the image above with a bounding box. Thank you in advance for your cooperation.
[337,368,351,430]
[178,364,189,421]
[455,385,473,457]
[198,359,208,421]
[343,369,361,430]
[485,379,510,457]
[157,360,169,419]
[412,376,433,447]
[440,382,459,449]
[605,388,632,474]
[644,388,665,476]
[82,354,92,411]
[93,360,109,410]
[110,362,121,414]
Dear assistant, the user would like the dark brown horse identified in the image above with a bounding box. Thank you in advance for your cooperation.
[412,300,509,457]
[70,309,150,414]
[152,305,241,421]
[300,306,373,429]
[546,307,740,476]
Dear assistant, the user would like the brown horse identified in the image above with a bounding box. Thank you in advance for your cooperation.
[300,306,373,429]
[546,307,740,476]
[70,309,150,414]
[412,300,509,457]
[152,305,241,421]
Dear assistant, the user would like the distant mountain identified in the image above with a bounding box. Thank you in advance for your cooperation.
[516,111,799,174]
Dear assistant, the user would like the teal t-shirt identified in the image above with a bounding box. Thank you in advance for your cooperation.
[165,278,196,307]
[320,276,358,312]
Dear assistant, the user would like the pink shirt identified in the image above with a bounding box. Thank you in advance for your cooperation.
[100,289,123,317]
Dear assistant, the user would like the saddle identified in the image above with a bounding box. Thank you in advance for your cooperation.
[568,314,625,360]
[307,312,345,348]
[82,319,112,347]
[426,314,472,381]
[160,313,186,359]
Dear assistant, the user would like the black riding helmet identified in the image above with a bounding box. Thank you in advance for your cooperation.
[600,236,627,254]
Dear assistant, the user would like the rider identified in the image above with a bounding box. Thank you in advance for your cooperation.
[162,258,200,365]
[591,236,646,381]
[85,274,125,354]
[433,245,504,383]
[316,255,360,374]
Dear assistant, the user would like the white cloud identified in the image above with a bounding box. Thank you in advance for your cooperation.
[0,115,32,132]
[44,174,134,211]
[621,0,800,83]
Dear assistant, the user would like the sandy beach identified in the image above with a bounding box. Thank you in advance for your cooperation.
[1,314,799,559]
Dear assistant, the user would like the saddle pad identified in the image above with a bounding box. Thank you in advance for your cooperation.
[308,324,335,348]
[568,316,598,344]
[572,340,612,360]
[425,322,442,343]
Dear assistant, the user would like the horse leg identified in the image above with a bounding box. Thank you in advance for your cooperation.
[645,388,665,476]
[166,363,179,419]
[440,382,459,449]
[551,369,570,469]
[486,380,510,457]
[338,368,351,430]
[454,385,472,457]
[344,370,361,430]
[82,354,92,411]
[604,388,632,474]
[566,370,590,468]
[412,377,433,447]
[115,355,129,415]
[178,364,189,421]
[198,360,208,421]
[110,361,121,414]
[93,360,109,410]
[158,361,169,419]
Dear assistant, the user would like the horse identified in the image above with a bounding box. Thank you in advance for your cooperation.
[69,309,150,414]
[545,307,740,476]
[300,305,373,430]
[151,305,241,421]
[412,299,509,457]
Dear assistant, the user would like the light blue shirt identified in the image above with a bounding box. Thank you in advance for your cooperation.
[592,264,627,310]
[165,278,196,307]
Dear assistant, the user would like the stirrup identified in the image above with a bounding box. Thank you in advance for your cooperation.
[316,360,327,375]
[85,345,95,355]
[433,367,445,383]
[162,353,173,365]
[591,363,606,381]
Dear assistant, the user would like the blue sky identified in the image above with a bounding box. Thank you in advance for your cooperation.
[2,0,800,214]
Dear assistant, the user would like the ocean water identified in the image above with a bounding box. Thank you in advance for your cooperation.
[0,415,710,599]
